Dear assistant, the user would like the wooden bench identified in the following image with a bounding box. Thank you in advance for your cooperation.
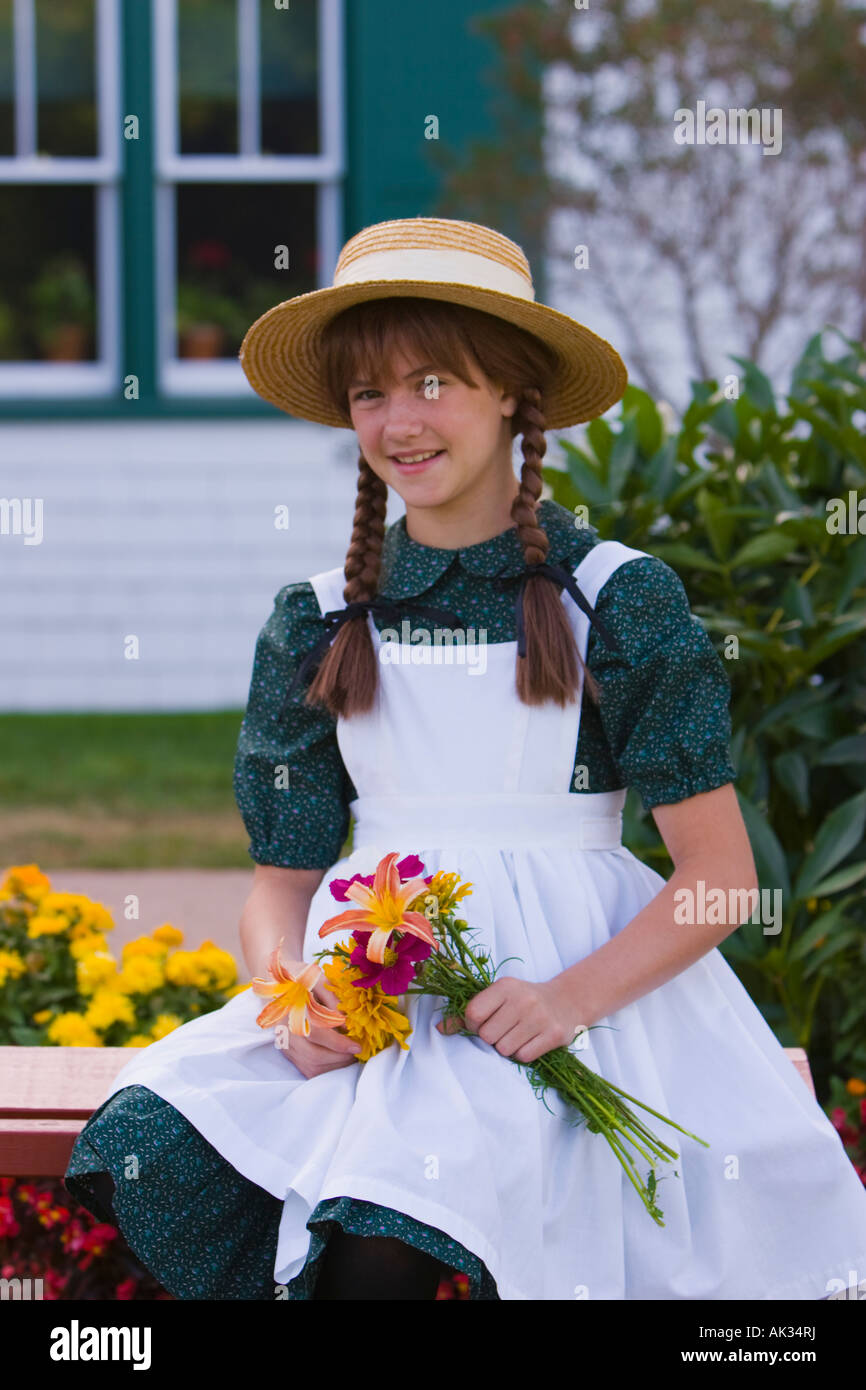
[0,1044,818,1178]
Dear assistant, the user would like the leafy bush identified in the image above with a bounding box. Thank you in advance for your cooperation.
[544,328,866,1096]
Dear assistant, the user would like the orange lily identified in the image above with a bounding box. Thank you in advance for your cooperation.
[318,851,439,965]
[251,941,347,1035]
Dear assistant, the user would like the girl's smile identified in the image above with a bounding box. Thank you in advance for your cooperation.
[390,448,447,475]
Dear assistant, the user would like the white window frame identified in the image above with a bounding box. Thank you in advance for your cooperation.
[154,0,345,398]
[0,0,122,398]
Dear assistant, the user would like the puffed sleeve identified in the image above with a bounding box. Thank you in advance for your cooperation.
[586,555,738,810]
[232,582,356,868]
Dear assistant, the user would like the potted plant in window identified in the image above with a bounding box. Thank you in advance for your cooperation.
[177,237,253,359]
[27,254,95,361]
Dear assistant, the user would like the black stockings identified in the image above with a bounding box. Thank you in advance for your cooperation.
[312,1225,448,1300]
[84,1171,448,1300]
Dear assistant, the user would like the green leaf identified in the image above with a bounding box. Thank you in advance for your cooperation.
[696,487,736,562]
[645,438,679,502]
[563,448,610,508]
[621,385,663,456]
[772,750,810,816]
[729,356,777,413]
[800,615,866,671]
[815,734,866,766]
[794,790,866,900]
[649,542,726,573]
[751,681,837,736]
[736,791,791,900]
[8,1024,44,1045]
[586,418,613,468]
[789,903,847,961]
[805,861,866,897]
[728,531,800,569]
[802,930,863,979]
[607,418,639,500]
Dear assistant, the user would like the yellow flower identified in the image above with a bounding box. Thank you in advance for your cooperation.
[84,988,136,1032]
[320,954,412,1062]
[195,941,237,991]
[32,1008,53,1025]
[115,955,165,996]
[69,932,112,962]
[122,936,167,961]
[27,913,70,939]
[47,1012,102,1047]
[69,913,114,940]
[124,1034,153,1048]
[0,949,26,987]
[151,1013,183,1040]
[225,982,250,998]
[152,923,184,947]
[0,863,52,904]
[31,892,114,936]
[846,1078,866,1097]
[416,870,474,916]
[165,941,237,991]
[76,952,119,995]
[164,949,197,986]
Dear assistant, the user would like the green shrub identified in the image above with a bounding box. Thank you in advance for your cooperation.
[544,328,866,1095]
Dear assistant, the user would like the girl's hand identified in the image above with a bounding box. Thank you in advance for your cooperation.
[435,977,583,1065]
[276,979,363,1080]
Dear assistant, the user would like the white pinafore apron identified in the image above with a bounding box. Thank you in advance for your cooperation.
[99,540,866,1300]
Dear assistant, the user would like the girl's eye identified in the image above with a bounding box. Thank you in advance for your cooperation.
[352,379,448,403]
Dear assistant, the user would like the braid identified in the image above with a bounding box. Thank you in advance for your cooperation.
[511,386,549,564]
[343,456,388,603]
[511,387,601,708]
[305,454,388,717]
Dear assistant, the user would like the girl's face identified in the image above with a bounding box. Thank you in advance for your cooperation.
[347,345,519,519]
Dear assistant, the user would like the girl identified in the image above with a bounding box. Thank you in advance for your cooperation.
[66,217,866,1301]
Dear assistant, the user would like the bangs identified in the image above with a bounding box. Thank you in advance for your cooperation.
[319,298,490,422]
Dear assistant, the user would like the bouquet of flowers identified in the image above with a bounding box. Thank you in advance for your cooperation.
[251,851,709,1225]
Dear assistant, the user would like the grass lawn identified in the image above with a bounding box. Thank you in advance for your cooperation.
[0,711,264,868]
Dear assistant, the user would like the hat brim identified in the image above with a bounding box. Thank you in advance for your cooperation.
[238,279,627,430]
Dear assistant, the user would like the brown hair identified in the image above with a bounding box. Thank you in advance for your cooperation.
[302,296,601,718]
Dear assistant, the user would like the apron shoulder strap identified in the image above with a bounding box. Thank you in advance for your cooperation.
[571,537,651,611]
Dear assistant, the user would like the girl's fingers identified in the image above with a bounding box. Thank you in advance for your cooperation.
[313,982,339,1010]
[436,1014,465,1034]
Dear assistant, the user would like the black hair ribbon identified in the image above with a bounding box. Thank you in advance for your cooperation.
[515,562,623,660]
[277,596,469,722]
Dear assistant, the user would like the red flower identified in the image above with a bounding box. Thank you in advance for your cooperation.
[0,1198,20,1239]
[81,1223,118,1256]
[115,1277,138,1299]
[348,928,432,993]
[188,239,231,270]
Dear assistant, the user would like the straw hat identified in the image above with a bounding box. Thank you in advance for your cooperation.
[238,217,627,430]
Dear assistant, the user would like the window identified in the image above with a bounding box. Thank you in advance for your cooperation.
[155,0,344,398]
[0,0,121,398]
[0,0,344,403]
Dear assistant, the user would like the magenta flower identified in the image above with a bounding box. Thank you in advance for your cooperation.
[348,928,433,994]
[329,855,430,902]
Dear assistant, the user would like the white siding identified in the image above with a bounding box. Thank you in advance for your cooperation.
[0,420,392,710]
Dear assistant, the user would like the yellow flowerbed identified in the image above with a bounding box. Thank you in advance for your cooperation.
[0,863,246,1048]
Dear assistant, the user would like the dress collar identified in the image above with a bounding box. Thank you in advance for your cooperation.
[377,497,597,600]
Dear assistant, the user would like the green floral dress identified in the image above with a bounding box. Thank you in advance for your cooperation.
[65,498,737,1299]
